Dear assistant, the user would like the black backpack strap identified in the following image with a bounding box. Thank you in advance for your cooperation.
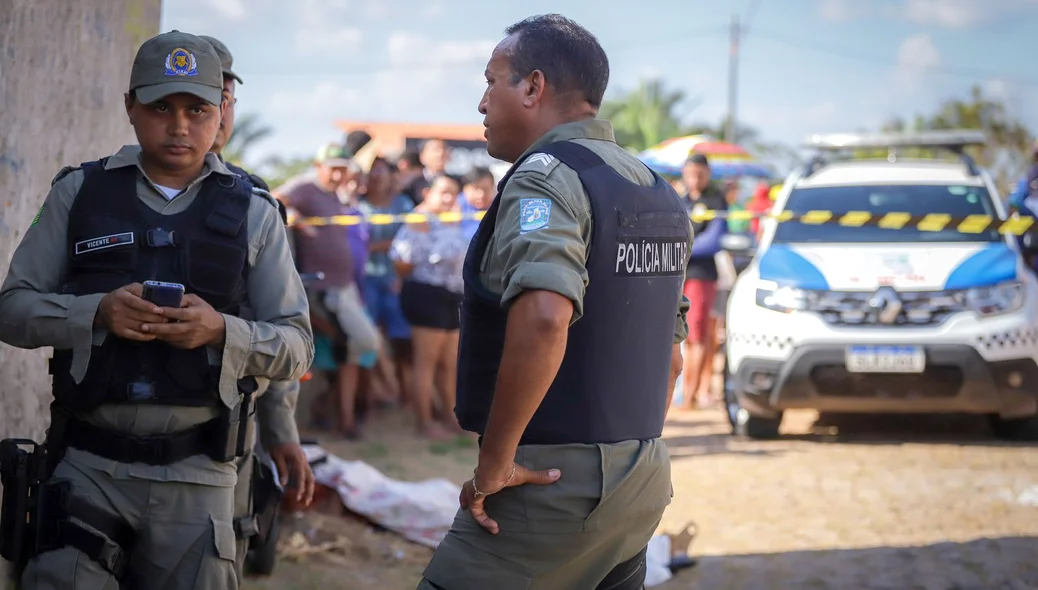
[535,141,608,174]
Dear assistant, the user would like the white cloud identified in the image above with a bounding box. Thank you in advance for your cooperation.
[362,0,444,20]
[818,0,1037,29]
[894,33,941,89]
[208,0,246,21]
[265,33,496,158]
[984,79,1012,102]
[817,0,869,21]
[892,0,1038,29]
[294,0,364,55]
[902,0,983,28]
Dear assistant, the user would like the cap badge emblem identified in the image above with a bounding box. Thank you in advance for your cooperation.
[164,48,198,77]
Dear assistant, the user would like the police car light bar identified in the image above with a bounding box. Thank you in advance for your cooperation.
[803,129,987,152]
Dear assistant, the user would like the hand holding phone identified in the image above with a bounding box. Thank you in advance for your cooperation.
[141,281,185,309]
[141,292,226,350]
[95,283,171,341]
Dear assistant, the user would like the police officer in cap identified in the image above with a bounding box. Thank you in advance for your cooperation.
[199,34,317,581]
[417,13,691,590]
[0,30,313,589]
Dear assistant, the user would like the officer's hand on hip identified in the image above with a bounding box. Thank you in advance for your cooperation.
[141,294,226,349]
[95,283,168,341]
[460,461,561,535]
[270,442,316,506]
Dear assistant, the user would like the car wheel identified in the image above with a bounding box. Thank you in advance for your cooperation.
[988,414,1038,442]
[724,362,782,439]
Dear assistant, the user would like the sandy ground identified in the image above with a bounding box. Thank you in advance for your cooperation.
[244,379,1038,590]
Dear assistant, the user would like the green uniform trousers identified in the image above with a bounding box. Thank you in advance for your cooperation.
[417,438,672,590]
[20,457,238,590]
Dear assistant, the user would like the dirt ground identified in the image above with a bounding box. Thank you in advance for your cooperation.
[244,383,1038,590]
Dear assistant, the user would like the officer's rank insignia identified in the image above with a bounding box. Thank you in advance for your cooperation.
[519,198,552,233]
[164,48,199,77]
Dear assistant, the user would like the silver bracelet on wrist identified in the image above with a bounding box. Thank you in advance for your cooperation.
[472,463,517,498]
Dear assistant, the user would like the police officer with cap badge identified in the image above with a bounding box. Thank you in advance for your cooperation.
[417,13,691,590]
[199,34,317,582]
[0,30,313,590]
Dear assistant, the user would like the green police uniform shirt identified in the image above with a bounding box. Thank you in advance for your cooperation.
[478,119,693,343]
[0,146,315,487]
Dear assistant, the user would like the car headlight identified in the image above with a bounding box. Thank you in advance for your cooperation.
[962,281,1025,316]
[756,286,810,313]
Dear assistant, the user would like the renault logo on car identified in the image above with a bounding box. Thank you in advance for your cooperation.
[869,286,903,324]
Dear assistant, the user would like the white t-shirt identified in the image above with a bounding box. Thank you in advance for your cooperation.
[155,184,180,200]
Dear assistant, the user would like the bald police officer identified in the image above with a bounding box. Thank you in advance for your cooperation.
[0,31,313,589]
[417,14,691,590]
[200,34,316,582]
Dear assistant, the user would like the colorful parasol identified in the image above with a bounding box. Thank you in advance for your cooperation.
[638,135,773,179]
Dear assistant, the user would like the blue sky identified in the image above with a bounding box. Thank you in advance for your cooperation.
[161,0,1038,170]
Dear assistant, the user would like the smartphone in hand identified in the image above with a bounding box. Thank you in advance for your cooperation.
[141,280,185,308]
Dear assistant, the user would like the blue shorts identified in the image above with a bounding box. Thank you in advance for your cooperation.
[363,274,412,340]
[313,332,340,372]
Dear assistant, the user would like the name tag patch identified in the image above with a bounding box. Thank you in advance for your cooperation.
[75,232,135,255]
[615,238,688,276]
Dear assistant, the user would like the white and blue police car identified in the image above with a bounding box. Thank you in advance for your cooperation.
[721,130,1038,440]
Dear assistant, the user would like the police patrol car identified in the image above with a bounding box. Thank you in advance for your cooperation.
[721,130,1038,440]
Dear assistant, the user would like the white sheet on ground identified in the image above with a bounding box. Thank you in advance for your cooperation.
[301,444,673,586]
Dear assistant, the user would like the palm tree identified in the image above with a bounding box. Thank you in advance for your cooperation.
[223,112,274,167]
[599,79,700,152]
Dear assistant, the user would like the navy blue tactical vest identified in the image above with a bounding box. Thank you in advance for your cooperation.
[49,159,254,412]
[456,141,691,445]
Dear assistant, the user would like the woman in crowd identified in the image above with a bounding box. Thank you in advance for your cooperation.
[390,174,468,439]
[358,157,415,407]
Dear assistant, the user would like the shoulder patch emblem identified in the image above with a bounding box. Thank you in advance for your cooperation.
[519,198,552,233]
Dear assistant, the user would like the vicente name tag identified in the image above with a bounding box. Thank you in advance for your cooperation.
[74,232,135,255]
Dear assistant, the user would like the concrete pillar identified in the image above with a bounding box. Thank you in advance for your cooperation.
[0,1,160,582]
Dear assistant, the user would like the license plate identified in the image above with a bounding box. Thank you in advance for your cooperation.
[845,345,925,373]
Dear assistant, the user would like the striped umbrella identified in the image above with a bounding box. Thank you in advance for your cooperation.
[638,135,774,179]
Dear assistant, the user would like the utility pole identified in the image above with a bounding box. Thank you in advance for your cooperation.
[725,12,740,144]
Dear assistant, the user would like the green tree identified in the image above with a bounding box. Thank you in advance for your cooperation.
[883,85,1033,191]
[599,79,700,152]
[223,112,274,168]
[261,155,313,191]
[686,115,760,146]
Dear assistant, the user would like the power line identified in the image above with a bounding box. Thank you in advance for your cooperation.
[749,28,1038,88]
[235,26,729,78]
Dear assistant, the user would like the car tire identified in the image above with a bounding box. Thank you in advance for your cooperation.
[723,359,782,439]
[988,414,1038,442]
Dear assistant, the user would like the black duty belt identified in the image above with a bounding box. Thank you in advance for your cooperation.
[63,416,219,466]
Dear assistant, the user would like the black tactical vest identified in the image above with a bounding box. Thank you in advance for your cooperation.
[49,159,254,412]
[456,141,691,445]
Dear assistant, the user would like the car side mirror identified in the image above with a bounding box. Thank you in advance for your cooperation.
[720,233,756,258]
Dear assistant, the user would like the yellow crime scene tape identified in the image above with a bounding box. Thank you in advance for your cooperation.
[291,210,1038,236]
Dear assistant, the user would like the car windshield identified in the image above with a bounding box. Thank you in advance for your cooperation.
[772,184,1002,244]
